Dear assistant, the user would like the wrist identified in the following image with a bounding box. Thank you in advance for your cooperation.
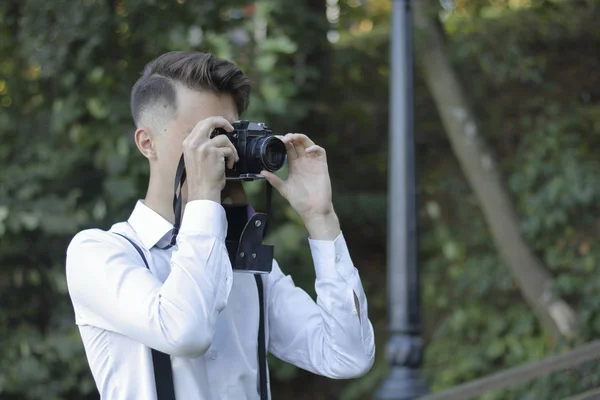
[303,211,341,241]
[188,187,221,203]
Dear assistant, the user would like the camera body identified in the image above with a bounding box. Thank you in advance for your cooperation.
[212,120,287,181]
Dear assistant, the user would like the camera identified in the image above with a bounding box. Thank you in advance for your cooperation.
[211,120,287,181]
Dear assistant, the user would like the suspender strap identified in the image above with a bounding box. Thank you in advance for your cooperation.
[114,233,176,400]
[254,274,268,400]
[115,232,268,399]
[258,184,271,399]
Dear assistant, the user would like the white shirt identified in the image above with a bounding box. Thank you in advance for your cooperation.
[66,200,375,400]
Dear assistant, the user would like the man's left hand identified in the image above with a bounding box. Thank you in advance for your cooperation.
[261,133,341,240]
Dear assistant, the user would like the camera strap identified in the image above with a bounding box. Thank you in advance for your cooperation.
[160,156,186,251]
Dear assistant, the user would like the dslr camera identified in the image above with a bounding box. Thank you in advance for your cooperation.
[211,120,287,181]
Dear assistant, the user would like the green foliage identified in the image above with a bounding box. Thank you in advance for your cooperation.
[0,0,310,398]
[1,0,599,399]
[419,2,600,398]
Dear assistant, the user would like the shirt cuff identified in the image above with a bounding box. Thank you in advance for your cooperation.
[180,200,227,241]
[309,232,356,281]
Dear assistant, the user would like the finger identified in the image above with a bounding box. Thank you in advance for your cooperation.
[289,133,315,149]
[305,144,326,157]
[203,116,235,135]
[283,134,298,161]
[188,116,234,146]
[260,170,287,197]
[289,134,306,157]
[210,135,239,162]
[220,147,236,169]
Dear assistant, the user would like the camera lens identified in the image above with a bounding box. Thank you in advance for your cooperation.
[262,138,286,171]
[248,135,287,173]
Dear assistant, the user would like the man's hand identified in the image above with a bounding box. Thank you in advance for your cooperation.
[260,133,341,240]
[184,117,239,203]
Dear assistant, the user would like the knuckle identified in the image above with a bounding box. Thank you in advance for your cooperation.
[211,116,227,125]
[196,119,211,130]
[183,141,196,152]
[198,144,211,155]
[183,134,195,145]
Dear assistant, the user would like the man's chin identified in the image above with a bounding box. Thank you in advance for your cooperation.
[221,181,247,204]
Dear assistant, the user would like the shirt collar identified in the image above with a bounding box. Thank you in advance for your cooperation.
[127,200,173,249]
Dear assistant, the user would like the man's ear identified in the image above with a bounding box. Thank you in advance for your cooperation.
[134,127,157,160]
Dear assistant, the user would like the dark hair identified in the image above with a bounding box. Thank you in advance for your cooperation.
[130,51,251,127]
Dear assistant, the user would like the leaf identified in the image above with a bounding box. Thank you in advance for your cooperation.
[86,98,109,119]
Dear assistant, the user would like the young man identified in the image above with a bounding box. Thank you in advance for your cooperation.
[66,51,375,399]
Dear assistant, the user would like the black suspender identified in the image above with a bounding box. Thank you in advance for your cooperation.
[254,274,269,400]
[114,233,176,400]
[113,232,269,400]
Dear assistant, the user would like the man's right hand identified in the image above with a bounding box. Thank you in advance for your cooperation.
[183,117,239,203]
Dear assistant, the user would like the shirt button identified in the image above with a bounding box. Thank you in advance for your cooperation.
[210,351,218,360]
[335,254,342,263]
[352,309,359,317]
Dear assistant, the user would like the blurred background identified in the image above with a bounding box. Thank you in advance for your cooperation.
[1,0,599,399]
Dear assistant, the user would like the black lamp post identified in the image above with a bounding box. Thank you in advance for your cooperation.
[375,0,429,399]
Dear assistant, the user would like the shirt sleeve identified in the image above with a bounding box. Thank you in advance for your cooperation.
[66,200,233,358]
[266,233,375,379]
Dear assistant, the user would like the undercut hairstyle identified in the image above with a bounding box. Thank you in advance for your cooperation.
[130,51,251,129]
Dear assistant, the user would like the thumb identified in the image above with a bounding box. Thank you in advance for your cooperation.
[261,170,287,197]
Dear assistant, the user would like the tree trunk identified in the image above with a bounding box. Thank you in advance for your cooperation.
[412,1,577,339]
[295,0,333,141]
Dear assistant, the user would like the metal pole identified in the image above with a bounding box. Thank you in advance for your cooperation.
[376,0,429,398]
